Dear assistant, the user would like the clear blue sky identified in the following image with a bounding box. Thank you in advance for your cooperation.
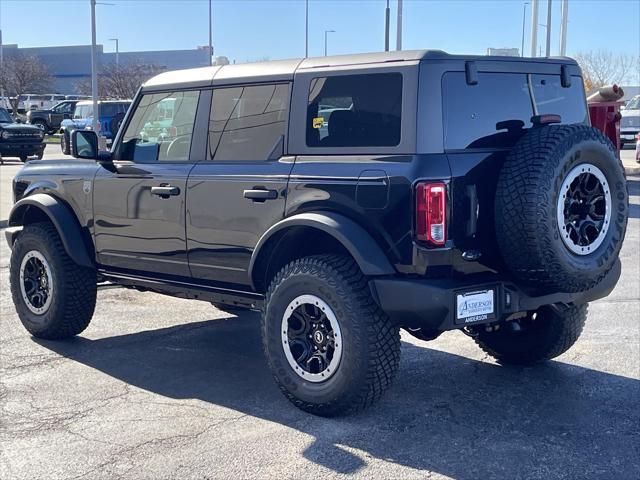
[1,0,639,77]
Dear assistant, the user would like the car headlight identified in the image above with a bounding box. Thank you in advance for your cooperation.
[1,131,10,140]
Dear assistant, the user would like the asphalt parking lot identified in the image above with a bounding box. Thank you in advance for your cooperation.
[0,145,639,479]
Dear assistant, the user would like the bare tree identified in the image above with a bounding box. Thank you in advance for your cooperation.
[574,50,639,92]
[0,55,51,115]
[76,61,166,100]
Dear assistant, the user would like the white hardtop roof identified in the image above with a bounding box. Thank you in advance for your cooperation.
[142,49,579,91]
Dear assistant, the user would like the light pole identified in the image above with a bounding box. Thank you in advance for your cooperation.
[90,0,98,131]
[109,38,119,66]
[384,0,390,52]
[1,0,5,102]
[90,1,114,132]
[208,0,213,66]
[559,0,568,56]
[324,29,335,56]
[530,0,539,57]
[305,0,309,57]
[545,0,552,57]
[521,2,529,57]
[396,0,403,51]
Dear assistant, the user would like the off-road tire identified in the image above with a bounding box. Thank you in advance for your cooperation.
[61,132,70,155]
[10,222,97,339]
[262,254,401,416]
[474,304,588,365]
[496,124,628,293]
[31,119,48,132]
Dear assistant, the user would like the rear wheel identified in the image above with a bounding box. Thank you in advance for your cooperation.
[10,222,97,339]
[31,119,48,131]
[473,304,588,365]
[262,254,400,416]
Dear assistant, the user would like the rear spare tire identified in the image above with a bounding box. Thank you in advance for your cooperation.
[495,124,628,293]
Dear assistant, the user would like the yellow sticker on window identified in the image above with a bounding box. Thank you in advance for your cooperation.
[312,117,324,129]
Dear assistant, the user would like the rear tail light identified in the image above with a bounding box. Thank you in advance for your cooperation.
[415,182,447,246]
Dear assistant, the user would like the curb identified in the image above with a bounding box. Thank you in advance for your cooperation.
[625,166,640,176]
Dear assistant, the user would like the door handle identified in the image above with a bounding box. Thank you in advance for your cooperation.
[151,185,180,198]
[243,189,278,201]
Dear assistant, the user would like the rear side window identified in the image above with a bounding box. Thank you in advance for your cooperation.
[306,73,402,147]
[208,83,289,161]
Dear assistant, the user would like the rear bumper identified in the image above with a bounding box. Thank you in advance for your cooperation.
[370,259,621,331]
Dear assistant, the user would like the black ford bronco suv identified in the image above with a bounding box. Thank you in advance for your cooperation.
[6,51,629,416]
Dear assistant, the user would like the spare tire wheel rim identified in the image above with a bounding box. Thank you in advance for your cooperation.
[19,250,54,315]
[281,294,343,383]
[557,163,611,255]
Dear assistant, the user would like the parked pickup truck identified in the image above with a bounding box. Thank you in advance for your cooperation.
[26,100,80,134]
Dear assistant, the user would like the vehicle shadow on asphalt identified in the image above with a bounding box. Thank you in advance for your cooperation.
[35,312,639,479]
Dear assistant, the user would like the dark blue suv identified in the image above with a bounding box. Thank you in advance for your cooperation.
[60,100,131,154]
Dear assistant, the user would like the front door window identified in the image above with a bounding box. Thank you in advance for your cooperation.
[115,90,200,162]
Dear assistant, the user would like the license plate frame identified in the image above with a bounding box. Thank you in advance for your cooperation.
[455,288,496,325]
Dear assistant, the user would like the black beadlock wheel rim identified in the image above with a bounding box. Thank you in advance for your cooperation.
[280,294,343,383]
[557,163,611,255]
[19,250,54,315]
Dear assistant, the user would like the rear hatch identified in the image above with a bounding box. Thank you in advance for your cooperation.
[438,59,588,275]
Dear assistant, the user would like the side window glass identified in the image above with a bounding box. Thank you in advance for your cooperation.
[115,90,200,163]
[101,104,117,118]
[208,83,289,161]
[306,73,402,148]
[60,103,74,114]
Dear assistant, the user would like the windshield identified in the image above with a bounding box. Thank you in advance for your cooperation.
[74,104,93,119]
[626,96,640,110]
[0,108,12,123]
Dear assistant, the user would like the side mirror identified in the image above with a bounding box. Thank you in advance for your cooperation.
[72,130,99,159]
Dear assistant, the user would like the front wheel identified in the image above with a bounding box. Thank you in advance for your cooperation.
[10,222,97,339]
[473,304,588,365]
[61,132,70,155]
[262,255,401,416]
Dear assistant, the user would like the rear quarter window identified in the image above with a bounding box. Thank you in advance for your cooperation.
[306,73,402,148]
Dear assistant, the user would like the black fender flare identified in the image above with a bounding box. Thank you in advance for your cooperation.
[249,212,395,289]
[8,193,95,268]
